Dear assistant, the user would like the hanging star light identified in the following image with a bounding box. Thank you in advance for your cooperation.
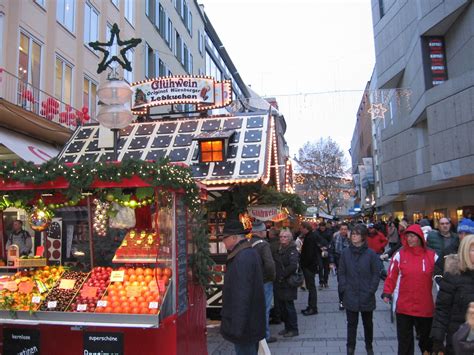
[368,103,388,120]
[89,23,142,74]
[294,173,305,185]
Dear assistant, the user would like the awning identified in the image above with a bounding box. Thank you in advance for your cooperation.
[0,127,59,164]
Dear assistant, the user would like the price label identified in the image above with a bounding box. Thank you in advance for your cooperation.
[31,296,41,304]
[157,280,166,293]
[97,300,107,308]
[4,281,18,292]
[59,279,76,290]
[126,285,141,298]
[81,286,98,298]
[148,302,159,309]
[19,281,35,294]
[47,301,57,309]
[77,304,87,311]
[110,270,125,282]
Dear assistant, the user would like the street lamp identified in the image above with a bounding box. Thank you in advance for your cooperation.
[96,72,134,160]
[88,23,142,161]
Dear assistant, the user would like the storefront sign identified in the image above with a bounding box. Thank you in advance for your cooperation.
[3,328,40,355]
[83,332,123,355]
[248,206,282,221]
[132,76,215,110]
[425,37,448,87]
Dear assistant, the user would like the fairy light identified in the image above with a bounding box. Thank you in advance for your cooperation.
[271,115,280,191]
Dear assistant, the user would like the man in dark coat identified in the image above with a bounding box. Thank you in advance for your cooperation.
[250,220,276,343]
[315,222,332,289]
[220,218,266,355]
[299,221,321,315]
[338,224,380,355]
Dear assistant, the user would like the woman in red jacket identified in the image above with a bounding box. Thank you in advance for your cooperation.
[382,224,438,355]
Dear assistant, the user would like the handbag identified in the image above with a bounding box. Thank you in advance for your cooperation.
[258,338,271,355]
[287,264,304,288]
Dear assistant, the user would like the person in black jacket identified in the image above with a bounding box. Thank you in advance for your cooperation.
[433,219,474,283]
[338,224,379,355]
[315,222,332,289]
[250,220,276,343]
[431,234,474,355]
[274,229,299,338]
[452,302,474,355]
[299,221,320,315]
[220,218,266,355]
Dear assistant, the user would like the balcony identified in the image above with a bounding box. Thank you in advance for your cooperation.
[0,68,89,145]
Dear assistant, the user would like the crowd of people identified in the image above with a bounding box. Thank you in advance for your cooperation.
[218,214,474,355]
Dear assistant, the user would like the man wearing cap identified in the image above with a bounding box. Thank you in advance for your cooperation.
[427,217,458,256]
[433,218,474,282]
[220,217,266,355]
[250,220,276,344]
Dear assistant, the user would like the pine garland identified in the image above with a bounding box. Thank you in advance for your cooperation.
[0,158,200,210]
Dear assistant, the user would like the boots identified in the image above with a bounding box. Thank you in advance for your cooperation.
[347,347,355,355]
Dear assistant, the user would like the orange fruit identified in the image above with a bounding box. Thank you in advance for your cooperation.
[144,268,153,276]
[135,267,144,276]
[131,307,140,314]
[155,268,162,276]
[163,268,172,277]
[127,268,135,276]
[129,275,137,282]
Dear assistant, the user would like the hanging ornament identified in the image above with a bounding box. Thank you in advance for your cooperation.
[93,199,110,237]
[28,207,53,231]
[368,103,388,120]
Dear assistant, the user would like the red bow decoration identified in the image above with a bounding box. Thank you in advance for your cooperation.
[21,89,35,103]
[40,97,59,120]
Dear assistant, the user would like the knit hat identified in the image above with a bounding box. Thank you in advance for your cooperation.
[419,219,430,227]
[251,220,266,232]
[458,219,474,234]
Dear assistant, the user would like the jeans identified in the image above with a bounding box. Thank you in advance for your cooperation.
[346,310,373,350]
[234,342,258,355]
[334,259,343,302]
[318,257,330,285]
[302,267,317,310]
[396,313,433,355]
[263,282,273,339]
[276,298,298,332]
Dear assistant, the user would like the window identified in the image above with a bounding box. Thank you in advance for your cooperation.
[198,30,203,55]
[158,5,166,38]
[200,140,223,162]
[124,0,134,25]
[124,48,134,83]
[183,1,188,24]
[106,24,118,62]
[159,59,166,76]
[167,69,172,76]
[84,2,99,45]
[175,31,182,63]
[145,43,156,78]
[183,44,188,68]
[146,0,158,26]
[175,0,182,17]
[83,76,97,119]
[55,56,73,105]
[189,53,193,74]
[187,12,192,35]
[378,0,384,18]
[57,0,75,32]
[166,19,173,48]
[18,32,42,88]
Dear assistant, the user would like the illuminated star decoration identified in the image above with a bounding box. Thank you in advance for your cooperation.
[294,173,305,185]
[368,103,388,119]
[88,23,142,74]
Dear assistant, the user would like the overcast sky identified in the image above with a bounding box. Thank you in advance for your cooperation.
[201,0,375,161]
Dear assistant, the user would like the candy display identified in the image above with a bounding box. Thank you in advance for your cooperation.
[0,266,64,312]
[114,230,163,260]
[67,267,112,313]
[95,267,171,314]
[38,271,89,312]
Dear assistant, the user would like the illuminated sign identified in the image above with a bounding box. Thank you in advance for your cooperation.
[425,37,448,87]
[131,75,232,111]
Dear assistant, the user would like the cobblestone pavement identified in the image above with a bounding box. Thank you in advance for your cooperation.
[207,273,423,355]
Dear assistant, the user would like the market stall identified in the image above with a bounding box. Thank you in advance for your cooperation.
[0,159,207,355]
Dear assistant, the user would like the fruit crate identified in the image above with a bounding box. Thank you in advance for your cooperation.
[15,258,47,268]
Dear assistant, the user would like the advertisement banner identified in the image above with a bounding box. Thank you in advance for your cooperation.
[248,206,282,221]
[4,328,40,355]
[132,76,215,110]
[83,332,123,355]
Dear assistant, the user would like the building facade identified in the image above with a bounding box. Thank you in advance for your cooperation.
[369,0,474,224]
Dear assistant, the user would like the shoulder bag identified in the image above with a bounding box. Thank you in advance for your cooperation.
[287,263,304,288]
